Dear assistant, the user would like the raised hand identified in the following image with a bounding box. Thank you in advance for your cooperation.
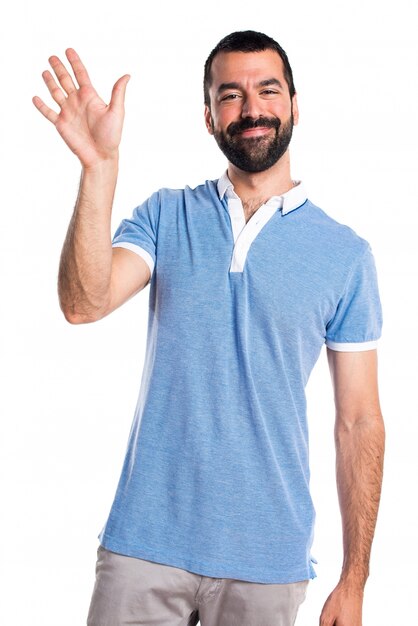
[32,49,130,170]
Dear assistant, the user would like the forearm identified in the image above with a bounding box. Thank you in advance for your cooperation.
[58,158,119,323]
[335,412,385,589]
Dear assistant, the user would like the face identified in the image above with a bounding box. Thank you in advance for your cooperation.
[205,50,299,173]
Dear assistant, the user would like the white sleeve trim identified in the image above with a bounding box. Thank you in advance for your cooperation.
[112,242,155,276]
[326,339,378,352]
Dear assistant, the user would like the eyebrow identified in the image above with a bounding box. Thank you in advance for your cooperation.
[216,77,284,95]
[259,78,284,89]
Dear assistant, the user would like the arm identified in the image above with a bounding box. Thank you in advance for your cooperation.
[320,348,385,626]
[57,162,151,323]
[33,49,150,324]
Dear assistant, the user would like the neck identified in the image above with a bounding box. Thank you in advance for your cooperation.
[227,150,294,201]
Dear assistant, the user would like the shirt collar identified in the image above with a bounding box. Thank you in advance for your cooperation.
[217,170,307,215]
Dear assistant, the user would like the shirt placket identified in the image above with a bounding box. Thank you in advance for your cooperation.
[226,191,283,273]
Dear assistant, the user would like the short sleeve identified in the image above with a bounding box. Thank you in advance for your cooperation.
[325,244,383,352]
[112,192,160,278]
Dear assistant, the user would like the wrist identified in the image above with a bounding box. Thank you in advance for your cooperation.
[339,569,368,593]
[82,154,119,177]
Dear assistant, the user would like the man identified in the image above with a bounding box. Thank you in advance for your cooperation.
[33,30,385,626]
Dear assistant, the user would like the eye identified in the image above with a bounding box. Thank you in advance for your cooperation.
[220,93,241,101]
[261,89,279,96]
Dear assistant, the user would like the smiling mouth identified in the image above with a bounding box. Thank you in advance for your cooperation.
[237,127,272,138]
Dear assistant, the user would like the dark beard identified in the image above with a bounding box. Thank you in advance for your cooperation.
[212,113,294,173]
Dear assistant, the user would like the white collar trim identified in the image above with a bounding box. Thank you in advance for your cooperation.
[217,170,307,215]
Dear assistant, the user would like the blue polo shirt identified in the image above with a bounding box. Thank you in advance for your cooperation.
[98,173,382,584]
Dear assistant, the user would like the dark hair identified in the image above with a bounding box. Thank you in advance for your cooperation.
[203,30,296,107]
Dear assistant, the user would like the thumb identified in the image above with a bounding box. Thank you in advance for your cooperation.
[109,74,130,111]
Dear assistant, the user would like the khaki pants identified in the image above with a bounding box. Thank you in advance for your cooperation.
[87,545,309,626]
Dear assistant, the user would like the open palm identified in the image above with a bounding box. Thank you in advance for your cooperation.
[33,48,130,169]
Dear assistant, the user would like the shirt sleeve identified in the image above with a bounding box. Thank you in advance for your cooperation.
[325,243,383,352]
[112,192,159,280]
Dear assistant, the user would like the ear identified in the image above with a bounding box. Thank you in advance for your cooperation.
[291,93,299,126]
[204,105,214,135]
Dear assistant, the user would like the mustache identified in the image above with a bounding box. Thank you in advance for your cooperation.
[227,117,280,137]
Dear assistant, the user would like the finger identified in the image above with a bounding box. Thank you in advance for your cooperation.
[32,95,59,124]
[109,74,130,111]
[48,54,77,95]
[65,48,92,88]
[42,70,66,107]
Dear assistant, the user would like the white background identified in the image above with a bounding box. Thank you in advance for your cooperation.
[1,0,417,624]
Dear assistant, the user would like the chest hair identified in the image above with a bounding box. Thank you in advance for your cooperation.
[242,198,268,223]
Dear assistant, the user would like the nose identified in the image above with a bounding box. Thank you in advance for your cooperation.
[241,93,263,119]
